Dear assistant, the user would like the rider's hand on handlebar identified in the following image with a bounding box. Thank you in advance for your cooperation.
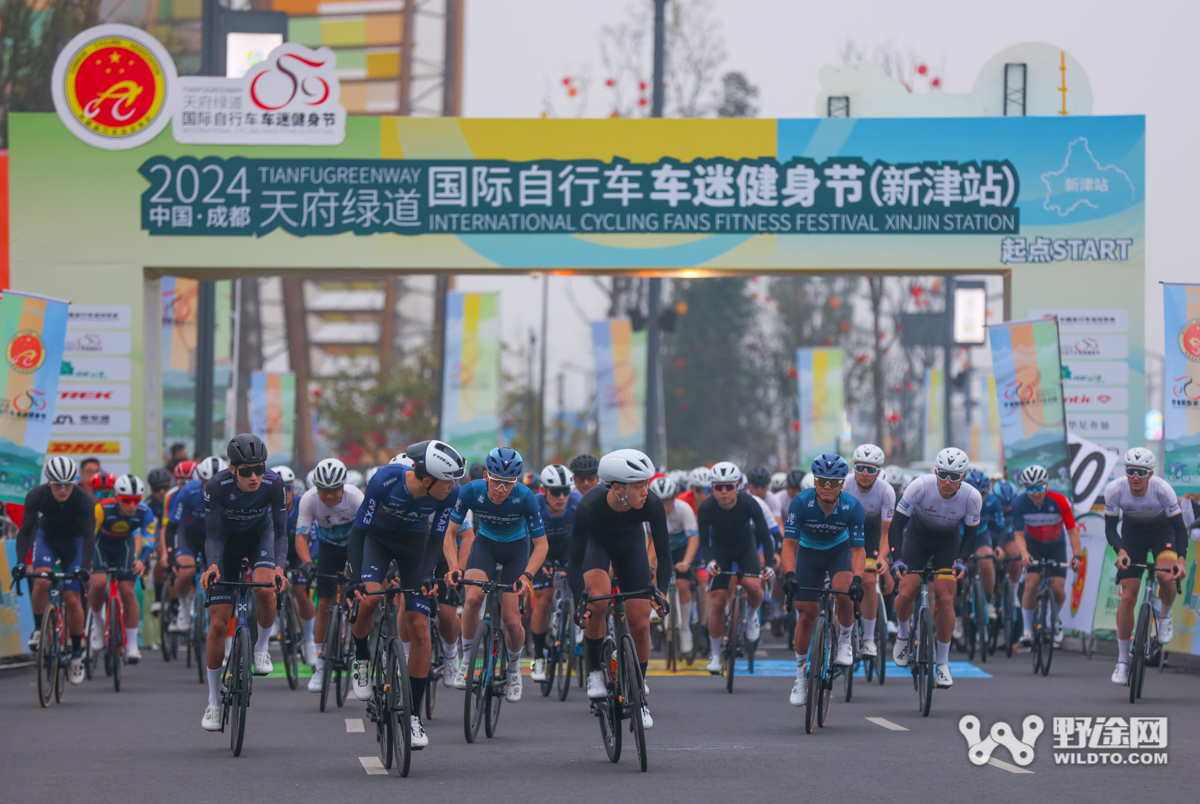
[890,559,908,576]
[1021,551,1034,567]
[673,561,691,574]
[781,571,800,596]
[274,567,289,593]
[200,565,220,592]
[1115,549,1131,570]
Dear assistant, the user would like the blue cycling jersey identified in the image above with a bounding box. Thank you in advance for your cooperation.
[354,464,458,539]
[537,491,580,543]
[450,479,546,543]
[783,489,865,550]
[975,492,1009,538]
[287,498,299,539]
[168,479,206,535]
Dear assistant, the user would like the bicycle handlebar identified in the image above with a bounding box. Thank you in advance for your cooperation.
[9,567,89,595]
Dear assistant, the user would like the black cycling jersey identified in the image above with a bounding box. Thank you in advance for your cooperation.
[15,483,97,569]
[203,468,287,570]
[697,492,774,565]
[568,484,671,593]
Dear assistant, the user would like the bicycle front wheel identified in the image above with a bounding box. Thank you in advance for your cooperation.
[464,619,492,743]
[229,627,251,757]
[1039,594,1054,676]
[108,598,123,693]
[320,606,339,712]
[875,611,887,685]
[193,592,207,684]
[386,638,412,777]
[427,625,442,719]
[918,606,935,717]
[336,609,354,707]
[600,635,621,762]
[555,597,573,701]
[621,633,647,772]
[1130,602,1150,704]
[805,615,827,734]
[974,578,989,664]
[281,593,299,690]
[724,597,739,694]
[38,605,59,707]
[484,633,504,738]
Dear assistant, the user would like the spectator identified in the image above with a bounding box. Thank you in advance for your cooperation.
[78,458,101,489]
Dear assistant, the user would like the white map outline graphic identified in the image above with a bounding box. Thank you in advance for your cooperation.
[1041,137,1136,217]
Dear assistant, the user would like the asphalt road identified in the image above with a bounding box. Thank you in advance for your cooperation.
[2,635,1197,803]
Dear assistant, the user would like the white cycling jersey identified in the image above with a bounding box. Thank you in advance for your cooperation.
[843,477,895,525]
[765,489,789,521]
[297,484,364,546]
[895,474,982,537]
[1103,476,1181,527]
[666,498,697,537]
[751,493,781,534]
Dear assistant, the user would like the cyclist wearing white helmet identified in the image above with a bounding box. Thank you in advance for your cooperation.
[1105,447,1188,686]
[679,466,713,515]
[13,456,95,679]
[887,447,982,689]
[163,460,211,635]
[571,449,667,729]
[843,444,895,660]
[86,474,155,664]
[651,474,700,656]
[528,464,583,683]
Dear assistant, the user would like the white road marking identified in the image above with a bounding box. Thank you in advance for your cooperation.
[346,718,364,733]
[987,757,1034,774]
[359,757,387,775]
[865,716,909,731]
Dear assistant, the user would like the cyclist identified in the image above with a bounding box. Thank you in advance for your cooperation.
[768,471,789,526]
[271,465,314,663]
[91,471,117,503]
[676,466,713,517]
[443,447,547,704]
[165,457,220,634]
[842,444,894,660]
[1010,464,1081,648]
[780,454,865,705]
[744,468,784,553]
[79,457,101,492]
[700,462,772,673]
[529,463,581,682]
[13,456,95,683]
[888,447,981,689]
[198,435,288,732]
[571,449,668,729]
[348,440,465,748]
[653,474,698,655]
[953,470,1003,642]
[568,453,600,495]
[294,458,363,694]
[145,467,173,615]
[86,474,154,664]
[990,474,1022,602]
[1105,448,1188,685]
[746,466,783,530]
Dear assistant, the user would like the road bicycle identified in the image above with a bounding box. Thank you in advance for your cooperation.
[709,570,761,693]
[1124,561,1182,704]
[426,589,448,719]
[160,560,181,662]
[277,570,303,690]
[189,577,209,683]
[459,576,525,743]
[989,555,1020,658]
[863,568,887,685]
[786,584,855,733]
[1028,558,1070,677]
[99,573,128,692]
[961,554,991,663]
[313,569,354,712]
[901,559,938,717]
[12,567,87,706]
[536,564,575,699]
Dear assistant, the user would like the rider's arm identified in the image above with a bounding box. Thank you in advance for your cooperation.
[748,497,774,565]
[678,503,699,565]
[878,520,891,566]
[525,535,549,583]
[203,478,225,571]
[696,499,713,563]
[886,512,909,563]
[848,498,866,577]
[1170,514,1189,560]
[295,527,314,566]
[1104,515,1123,553]
[442,519,462,571]
[137,507,155,562]
[567,500,591,596]
[79,493,97,570]
[14,485,43,562]
[646,496,672,592]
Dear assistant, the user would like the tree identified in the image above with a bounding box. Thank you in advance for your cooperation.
[716,70,758,118]
[839,38,945,93]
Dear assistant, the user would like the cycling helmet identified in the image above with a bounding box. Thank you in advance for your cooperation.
[738,474,749,491]
[964,470,991,494]
[1124,447,1156,470]
[689,466,713,489]
[174,460,196,480]
[194,456,225,481]
[745,466,771,488]
[271,466,295,484]
[598,449,656,484]
[312,458,348,490]
[668,469,690,490]
[568,453,600,476]
[770,472,788,493]
[113,474,146,498]
[881,465,907,490]
[91,471,116,492]
[344,469,365,488]
[45,456,78,484]
[934,447,970,474]
[522,472,541,491]
[994,478,1015,507]
[649,475,677,499]
[468,461,486,481]
[539,464,573,489]
[306,469,317,488]
[710,461,741,485]
[786,469,806,490]
[390,452,415,467]
[147,467,172,488]
[810,454,849,480]
[852,443,886,467]
[800,473,816,491]
[485,447,523,479]
[407,440,467,481]
[364,467,378,485]
[1019,464,1049,487]
[227,433,268,465]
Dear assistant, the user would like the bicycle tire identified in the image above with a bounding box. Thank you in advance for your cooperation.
[229,627,250,757]
[621,633,647,772]
[281,592,299,690]
[387,638,412,777]
[724,594,739,694]
[83,609,95,681]
[38,606,58,707]
[1130,601,1150,704]
[918,606,934,717]
[556,597,573,701]
[844,618,858,703]
[427,624,442,719]
[805,614,826,734]
[666,585,680,673]
[375,652,393,769]
[54,644,68,703]
[975,578,989,664]
[336,610,353,707]
[965,586,977,662]
[109,597,123,693]
[464,619,491,743]
[600,635,621,762]
[193,592,207,684]
[484,632,504,739]
[1040,594,1054,676]
[160,598,173,661]
[320,605,339,712]
[1032,593,1046,675]
[818,622,833,727]
[875,612,887,685]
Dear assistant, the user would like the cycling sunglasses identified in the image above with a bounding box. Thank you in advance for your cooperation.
[237,464,266,477]
[712,482,738,492]
[693,485,712,494]
[854,464,880,475]
[1025,484,1046,494]
[1125,467,1151,478]
[813,476,843,488]
[117,495,143,506]
[545,486,571,497]
[487,473,518,489]
[935,470,964,482]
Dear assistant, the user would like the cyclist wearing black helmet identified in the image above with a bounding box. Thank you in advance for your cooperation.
[569,453,600,495]
[197,433,288,732]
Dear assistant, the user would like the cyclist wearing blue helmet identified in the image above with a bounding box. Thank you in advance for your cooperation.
[780,454,866,707]
[956,471,1005,622]
[443,447,547,704]
[990,475,1022,595]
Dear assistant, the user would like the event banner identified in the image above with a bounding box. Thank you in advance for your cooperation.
[970,373,1001,464]
[250,372,295,468]
[161,277,232,457]
[138,156,1020,238]
[441,293,499,464]
[1167,543,1200,655]
[922,368,945,462]
[1059,513,1109,635]
[593,319,647,454]
[1163,283,1200,491]
[797,348,843,466]
[0,290,69,503]
[1091,542,1124,634]
[1,540,35,657]
[989,317,1072,497]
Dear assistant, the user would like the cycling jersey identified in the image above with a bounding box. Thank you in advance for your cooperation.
[297,484,363,546]
[354,463,458,538]
[666,498,698,551]
[675,489,701,516]
[894,474,982,538]
[750,493,782,540]
[843,478,895,544]
[450,479,545,543]
[698,493,774,563]
[16,483,96,570]
[1011,491,1075,543]
[783,489,865,550]
[977,492,1009,538]
[765,488,790,522]
[537,491,581,544]
[168,480,206,536]
[95,500,154,543]
[203,468,288,570]
[569,485,671,593]
[1104,475,1188,562]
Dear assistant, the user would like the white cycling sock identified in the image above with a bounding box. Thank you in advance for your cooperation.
[442,637,458,659]
[838,623,852,642]
[897,620,910,640]
[207,668,222,707]
[862,617,876,639]
[710,636,723,657]
[1050,597,1063,623]
[1118,639,1131,664]
[507,651,521,672]
[795,652,805,673]
[125,627,138,649]
[936,640,951,665]
[314,655,324,672]
[462,635,475,659]
[301,616,315,643]
[1022,608,1036,633]
[254,626,272,652]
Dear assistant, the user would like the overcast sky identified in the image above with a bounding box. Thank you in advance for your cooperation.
[449,0,1193,411]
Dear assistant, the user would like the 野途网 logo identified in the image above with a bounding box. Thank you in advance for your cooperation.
[8,330,46,373]
[960,715,1043,767]
[51,24,178,150]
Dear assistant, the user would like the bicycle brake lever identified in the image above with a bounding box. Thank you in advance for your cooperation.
[349,598,360,625]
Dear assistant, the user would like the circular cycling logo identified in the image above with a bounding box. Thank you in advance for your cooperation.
[7,330,46,373]
[51,24,178,150]
[1179,318,1200,363]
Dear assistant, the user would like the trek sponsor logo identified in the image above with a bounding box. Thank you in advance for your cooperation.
[58,383,131,407]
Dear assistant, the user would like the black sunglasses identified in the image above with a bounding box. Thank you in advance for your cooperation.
[936,470,964,482]
[237,464,266,477]
[854,464,880,475]
[546,487,571,497]
[1125,467,1151,478]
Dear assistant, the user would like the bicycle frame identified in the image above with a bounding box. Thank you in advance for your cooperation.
[786,584,853,732]
[14,569,79,707]
[709,571,762,689]
[459,575,524,743]
[1124,561,1182,703]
